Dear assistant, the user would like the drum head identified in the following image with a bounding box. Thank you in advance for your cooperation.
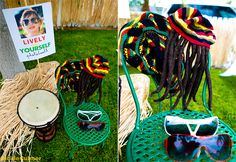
[18,89,60,128]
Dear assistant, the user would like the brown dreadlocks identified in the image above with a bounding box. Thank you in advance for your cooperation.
[151,30,212,110]
[55,55,109,106]
[75,69,103,106]
[151,7,216,110]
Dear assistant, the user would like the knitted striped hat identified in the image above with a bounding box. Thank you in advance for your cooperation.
[80,55,109,79]
[168,7,216,48]
[119,12,171,76]
[55,60,82,92]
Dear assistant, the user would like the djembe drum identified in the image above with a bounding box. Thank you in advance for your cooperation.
[17,89,60,142]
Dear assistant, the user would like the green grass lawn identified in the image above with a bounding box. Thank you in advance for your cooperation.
[20,29,117,161]
[119,66,236,161]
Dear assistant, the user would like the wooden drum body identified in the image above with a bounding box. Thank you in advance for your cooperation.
[18,89,60,142]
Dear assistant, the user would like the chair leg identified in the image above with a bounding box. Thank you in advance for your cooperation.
[69,140,78,159]
[100,141,105,148]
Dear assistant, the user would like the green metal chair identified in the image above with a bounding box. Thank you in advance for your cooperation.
[55,59,110,158]
[121,52,236,162]
[119,15,236,160]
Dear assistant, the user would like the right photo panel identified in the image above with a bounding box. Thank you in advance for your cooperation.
[118,0,236,161]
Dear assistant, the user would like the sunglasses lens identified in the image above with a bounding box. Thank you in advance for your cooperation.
[77,113,89,120]
[95,123,105,131]
[78,122,105,131]
[196,123,218,136]
[78,122,87,130]
[92,114,101,121]
[206,134,232,160]
[23,19,29,26]
[165,123,190,135]
[165,135,199,161]
[31,18,38,24]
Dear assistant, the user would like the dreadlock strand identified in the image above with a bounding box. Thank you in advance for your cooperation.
[169,75,178,95]
[171,39,188,109]
[182,43,193,109]
[77,71,83,94]
[87,77,100,96]
[87,79,101,102]
[163,34,184,100]
[80,71,91,104]
[170,36,185,87]
[87,80,101,97]
[182,42,192,89]
[186,46,202,105]
[151,30,176,96]
[167,36,185,99]
[190,46,206,102]
[189,44,197,65]
[98,79,103,104]
[76,70,102,106]
[183,44,198,106]
[154,31,179,101]
[76,70,86,105]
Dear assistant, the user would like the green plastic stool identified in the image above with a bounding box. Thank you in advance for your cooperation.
[56,60,110,159]
[121,50,236,162]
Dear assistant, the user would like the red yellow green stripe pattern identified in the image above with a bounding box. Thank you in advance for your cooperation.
[118,11,171,76]
[81,55,109,79]
[168,7,216,48]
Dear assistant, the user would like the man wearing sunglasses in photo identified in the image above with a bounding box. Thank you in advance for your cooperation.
[20,8,45,38]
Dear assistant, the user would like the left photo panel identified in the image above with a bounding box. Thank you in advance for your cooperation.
[0,0,117,161]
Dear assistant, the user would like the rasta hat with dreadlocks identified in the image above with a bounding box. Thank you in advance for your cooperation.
[119,8,216,110]
[152,7,216,110]
[55,55,109,106]
[119,11,172,89]
[76,55,110,105]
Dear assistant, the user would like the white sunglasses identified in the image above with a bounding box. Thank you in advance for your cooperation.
[77,110,102,122]
[164,116,219,136]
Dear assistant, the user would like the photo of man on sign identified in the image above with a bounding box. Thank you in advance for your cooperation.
[15,6,46,38]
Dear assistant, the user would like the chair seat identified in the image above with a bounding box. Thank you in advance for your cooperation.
[63,102,110,146]
[127,110,236,162]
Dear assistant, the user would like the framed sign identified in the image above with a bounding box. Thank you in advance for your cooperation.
[2,2,56,62]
